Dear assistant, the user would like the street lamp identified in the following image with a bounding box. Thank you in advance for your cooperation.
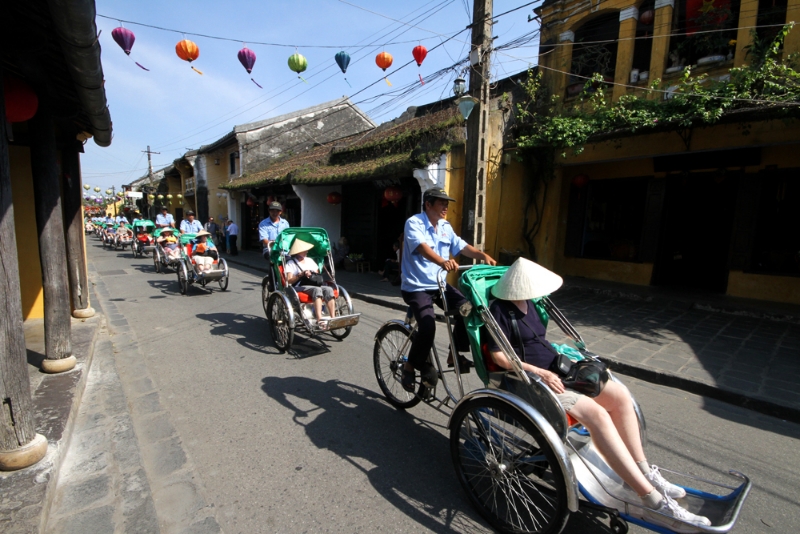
[453,77,466,98]
[452,76,478,121]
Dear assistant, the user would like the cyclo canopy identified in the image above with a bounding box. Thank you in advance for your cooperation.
[269,227,331,276]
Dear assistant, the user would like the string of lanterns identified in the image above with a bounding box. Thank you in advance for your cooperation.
[108,24,429,88]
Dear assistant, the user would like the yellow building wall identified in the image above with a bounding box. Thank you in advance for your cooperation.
[205,147,238,220]
[727,271,800,304]
[9,146,44,319]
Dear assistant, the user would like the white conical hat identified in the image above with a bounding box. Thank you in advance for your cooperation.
[491,258,563,300]
[289,238,314,255]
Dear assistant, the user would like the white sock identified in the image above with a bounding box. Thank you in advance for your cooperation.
[637,461,651,476]
[641,489,663,509]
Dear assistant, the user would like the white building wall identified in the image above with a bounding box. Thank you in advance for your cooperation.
[412,154,448,210]
[292,184,342,242]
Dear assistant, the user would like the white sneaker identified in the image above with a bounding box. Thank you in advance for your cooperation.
[646,465,687,499]
[643,496,712,533]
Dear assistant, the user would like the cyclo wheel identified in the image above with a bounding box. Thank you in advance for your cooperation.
[261,278,271,316]
[218,258,229,291]
[267,292,294,352]
[373,322,422,410]
[329,287,353,340]
[177,262,189,295]
[153,249,162,273]
[450,397,570,534]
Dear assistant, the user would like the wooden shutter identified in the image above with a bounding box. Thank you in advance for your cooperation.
[639,177,665,263]
[729,173,761,271]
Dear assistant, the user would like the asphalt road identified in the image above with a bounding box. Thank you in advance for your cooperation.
[87,241,800,534]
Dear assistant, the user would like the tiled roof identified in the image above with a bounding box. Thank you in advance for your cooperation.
[221,107,461,190]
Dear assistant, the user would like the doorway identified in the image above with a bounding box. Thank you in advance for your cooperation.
[652,171,738,293]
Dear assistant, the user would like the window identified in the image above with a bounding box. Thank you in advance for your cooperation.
[632,0,656,75]
[756,0,788,46]
[751,170,800,275]
[668,0,741,67]
[579,178,648,261]
[569,13,620,91]
[229,152,237,175]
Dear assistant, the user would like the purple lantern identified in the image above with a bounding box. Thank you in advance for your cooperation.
[111,26,149,71]
[238,47,256,73]
[237,46,262,88]
[112,27,136,55]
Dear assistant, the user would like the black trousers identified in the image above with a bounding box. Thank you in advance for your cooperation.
[401,284,470,370]
[229,235,238,255]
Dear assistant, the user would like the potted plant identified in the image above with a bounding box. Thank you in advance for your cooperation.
[344,253,364,272]
[676,1,735,66]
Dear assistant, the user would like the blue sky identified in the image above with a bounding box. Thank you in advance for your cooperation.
[82,0,540,190]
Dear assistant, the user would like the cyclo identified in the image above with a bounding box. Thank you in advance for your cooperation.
[175,233,229,295]
[152,227,182,273]
[262,227,360,352]
[373,265,751,534]
[113,223,134,251]
[131,220,157,258]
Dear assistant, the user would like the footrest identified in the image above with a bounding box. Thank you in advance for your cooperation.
[327,314,360,330]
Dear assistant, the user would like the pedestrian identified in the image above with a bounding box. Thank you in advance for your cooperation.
[226,219,239,256]
[180,210,203,234]
[258,201,290,259]
[155,206,175,228]
[399,187,496,392]
[204,217,220,246]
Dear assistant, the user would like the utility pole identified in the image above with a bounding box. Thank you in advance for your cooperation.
[142,145,159,219]
[460,0,493,259]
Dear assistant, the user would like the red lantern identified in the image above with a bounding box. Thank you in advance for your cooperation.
[571,174,589,188]
[639,10,654,25]
[327,192,342,205]
[246,197,255,207]
[384,186,403,207]
[3,75,38,123]
[412,45,428,67]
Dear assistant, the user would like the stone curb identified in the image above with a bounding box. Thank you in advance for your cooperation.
[222,255,800,424]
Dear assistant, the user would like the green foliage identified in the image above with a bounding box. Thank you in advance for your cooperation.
[516,25,800,156]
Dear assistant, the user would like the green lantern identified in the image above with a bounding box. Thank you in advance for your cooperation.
[94,186,101,193]
[83,184,90,190]
[288,52,308,82]
[148,194,155,200]
[176,193,183,205]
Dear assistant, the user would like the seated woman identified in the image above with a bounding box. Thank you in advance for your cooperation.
[191,230,217,274]
[284,238,337,330]
[486,258,711,534]
[116,224,133,243]
[157,228,181,261]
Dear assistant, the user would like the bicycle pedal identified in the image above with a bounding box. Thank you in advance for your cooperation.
[419,386,436,402]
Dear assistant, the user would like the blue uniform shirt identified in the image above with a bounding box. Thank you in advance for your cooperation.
[401,212,468,292]
[180,219,203,233]
[258,217,290,243]
[156,213,174,227]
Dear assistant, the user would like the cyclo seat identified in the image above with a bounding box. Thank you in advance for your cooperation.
[185,243,218,266]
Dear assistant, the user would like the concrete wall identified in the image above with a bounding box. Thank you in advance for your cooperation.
[9,145,44,319]
[292,185,341,242]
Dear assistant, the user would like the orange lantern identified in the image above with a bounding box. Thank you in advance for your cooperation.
[327,192,342,205]
[176,39,203,75]
[376,51,394,86]
[3,75,38,123]
[384,186,403,207]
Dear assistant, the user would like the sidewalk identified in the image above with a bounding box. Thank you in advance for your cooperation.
[224,249,800,422]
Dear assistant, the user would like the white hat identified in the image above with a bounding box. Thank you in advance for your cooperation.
[289,238,314,256]
[491,258,563,300]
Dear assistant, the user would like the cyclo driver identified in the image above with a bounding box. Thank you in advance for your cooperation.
[400,187,496,392]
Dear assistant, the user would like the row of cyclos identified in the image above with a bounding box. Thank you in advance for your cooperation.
[87,220,361,350]
[86,218,229,295]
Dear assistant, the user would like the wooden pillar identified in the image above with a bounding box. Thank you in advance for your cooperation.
[29,108,75,373]
[0,69,48,470]
[734,0,761,66]
[613,7,639,101]
[61,143,94,318]
[785,0,800,57]
[649,0,675,90]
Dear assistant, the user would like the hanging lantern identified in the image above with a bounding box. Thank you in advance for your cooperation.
[105,189,112,195]
[412,45,428,85]
[335,51,351,87]
[238,46,262,88]
[376,51,393,86]
[457,96,479,120]
[167,193,173,205]
[639,9,654,25]
[148,194,155,200]
[117,191,124,197]
[176,39,203,75]
[111,26,149,70]
[327,192,342,205]
[384,186,403,207]
[94,187,101,193]
[571,174,589,188]
[3,75,38,123]
[246,197,255,207]
[177,193,183,205]
[83,184,91,190]
[288,52,308,83]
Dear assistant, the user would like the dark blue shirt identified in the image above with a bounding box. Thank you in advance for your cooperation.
[487,300,556,370]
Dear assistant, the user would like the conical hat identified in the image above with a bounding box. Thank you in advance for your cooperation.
[491,258,563,300]
[289,238,314,255]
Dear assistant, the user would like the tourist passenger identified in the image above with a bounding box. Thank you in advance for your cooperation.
[157,227,181,260]
[191,230,217,273]
[486,258,711,533]
[284,238,337,330]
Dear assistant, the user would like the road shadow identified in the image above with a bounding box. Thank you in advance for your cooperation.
[147,278,181,297]
[260,376,621,533]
